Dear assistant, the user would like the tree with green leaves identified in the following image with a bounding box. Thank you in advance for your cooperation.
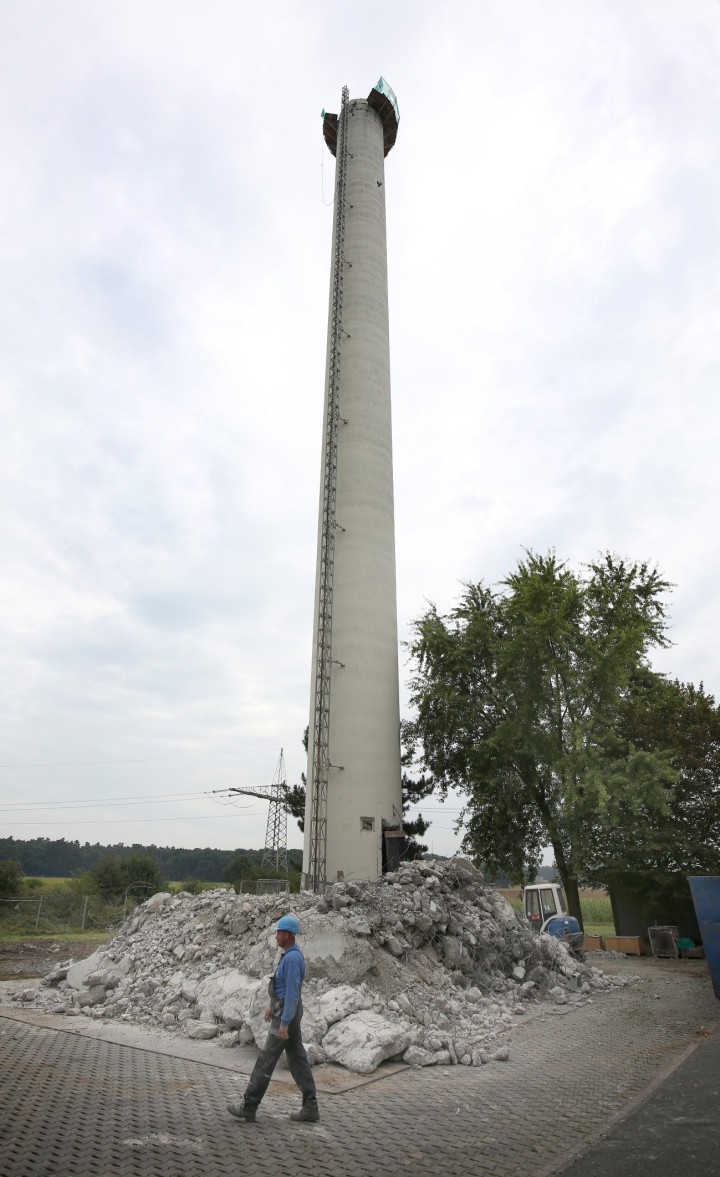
[89,852,165,898]
[404,551,673,925]
[223,853,255,885]
[0,858,23,898]
[582,670,720,879]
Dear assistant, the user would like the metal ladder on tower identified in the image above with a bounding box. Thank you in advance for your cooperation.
[307,85,350,893]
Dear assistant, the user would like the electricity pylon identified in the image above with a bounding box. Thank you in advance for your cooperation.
[212,749,288,877]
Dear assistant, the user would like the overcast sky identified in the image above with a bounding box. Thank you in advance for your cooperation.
[1,1,718,863]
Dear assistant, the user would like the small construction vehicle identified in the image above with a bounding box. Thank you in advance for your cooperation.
[522,882,584,956]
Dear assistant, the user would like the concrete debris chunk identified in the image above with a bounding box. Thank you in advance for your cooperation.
[318,984,373,1026]
[66,951,104,992]
[322,1011,412,1073]
[403,1045,438,1066]
[184,1021,219,1040]
[19,859,635,1075]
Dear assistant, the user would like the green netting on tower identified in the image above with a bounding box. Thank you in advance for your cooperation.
[374,77,400,123]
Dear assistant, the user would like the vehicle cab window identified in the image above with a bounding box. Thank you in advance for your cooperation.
[525,890,542,922]
[540,888,558,919]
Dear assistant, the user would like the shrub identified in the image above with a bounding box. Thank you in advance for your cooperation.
[0,859,23,898]
[89,853,165,899]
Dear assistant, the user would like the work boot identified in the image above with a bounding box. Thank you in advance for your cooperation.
[289,1102,320,1123]
[227,1102,256,1123]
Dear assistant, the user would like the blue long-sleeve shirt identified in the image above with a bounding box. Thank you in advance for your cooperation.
[273,942,305,1026]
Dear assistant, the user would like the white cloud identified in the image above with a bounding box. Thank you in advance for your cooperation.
[1,0,718,859]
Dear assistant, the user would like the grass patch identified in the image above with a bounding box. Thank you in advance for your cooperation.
[0,889,135,936]
[581,897,613,924]
[0,930,111,945]
[19,877,74,891]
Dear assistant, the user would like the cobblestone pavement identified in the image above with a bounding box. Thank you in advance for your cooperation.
[0,957,717,1177]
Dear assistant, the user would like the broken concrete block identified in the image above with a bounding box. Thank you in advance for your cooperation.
[42,967,68,987]
[403,1045,438,1066]
[66,950,105,991]
[322,1012,412,1074]
[346,913,371,936]
[318,984,373,1026]
[305,1042,327,1066]
[195,969,258,1018]
[244,936,276,978]
[185,1021,219,1040]
[440,936,465,968]
[145,893,172,912]
[300,913,374,983]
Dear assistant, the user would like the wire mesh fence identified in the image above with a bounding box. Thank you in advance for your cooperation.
[238,879,290,895]
[0,893,141,936]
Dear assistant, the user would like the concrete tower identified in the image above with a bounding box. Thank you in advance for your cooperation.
[303,80,402,889]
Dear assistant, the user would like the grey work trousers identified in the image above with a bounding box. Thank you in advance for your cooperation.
[243,1004,317,1110]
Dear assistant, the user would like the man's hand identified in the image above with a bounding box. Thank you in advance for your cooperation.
[278,1024,289,1040]
[264,1006,272,1022]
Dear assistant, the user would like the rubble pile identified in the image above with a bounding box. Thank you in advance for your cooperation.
[10,860,632,1073]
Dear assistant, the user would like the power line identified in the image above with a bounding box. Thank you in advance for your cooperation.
[403,807,462,813]
[0,748,283,770]
[4,811,263,827]
[0,789,213,812]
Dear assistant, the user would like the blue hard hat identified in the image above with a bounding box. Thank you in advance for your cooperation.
[276,914,300,934]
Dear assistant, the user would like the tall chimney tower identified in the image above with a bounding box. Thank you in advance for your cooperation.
[303,80,402,888]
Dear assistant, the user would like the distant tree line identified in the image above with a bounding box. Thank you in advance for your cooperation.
[0,838,303,882]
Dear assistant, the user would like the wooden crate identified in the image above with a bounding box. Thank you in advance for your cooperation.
[603,935,643,955]
[582,934,603,951]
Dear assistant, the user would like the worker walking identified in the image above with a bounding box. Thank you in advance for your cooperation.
[227,914,319,1124]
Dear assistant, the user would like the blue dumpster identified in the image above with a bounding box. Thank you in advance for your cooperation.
[687,876,720,1000]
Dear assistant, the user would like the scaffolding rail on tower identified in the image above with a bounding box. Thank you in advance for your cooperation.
[308,85,350,893]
